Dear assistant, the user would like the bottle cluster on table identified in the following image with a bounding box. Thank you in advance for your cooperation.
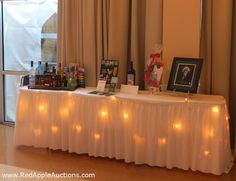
[29,61,85,88]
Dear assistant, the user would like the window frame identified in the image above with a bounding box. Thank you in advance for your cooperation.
[0,0,57,124]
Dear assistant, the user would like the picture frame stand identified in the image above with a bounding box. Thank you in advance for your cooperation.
[185,90,192,102]
[168,89,192,102]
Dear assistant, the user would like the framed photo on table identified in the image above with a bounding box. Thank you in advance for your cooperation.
[99,60,119,91]
[167,57,203,93]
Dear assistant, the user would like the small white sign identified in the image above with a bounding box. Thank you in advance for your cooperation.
[96,80,106,92]
[111,77,118,84]
[120,84,139,95]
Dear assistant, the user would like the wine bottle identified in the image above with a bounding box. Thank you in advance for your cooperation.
[127,61,135,85]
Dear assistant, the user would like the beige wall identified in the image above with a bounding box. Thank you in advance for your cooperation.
[162,0,201,86]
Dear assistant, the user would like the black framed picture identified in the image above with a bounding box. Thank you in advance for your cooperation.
[167,57,203,93]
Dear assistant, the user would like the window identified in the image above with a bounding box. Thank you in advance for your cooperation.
[0,0,58,123]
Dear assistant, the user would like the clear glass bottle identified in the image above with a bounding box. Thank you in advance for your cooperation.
[57,63,64,78]
[35,61,43,75]
[29,61,35,87]
[44,62,50,74]
[67,72,77,87]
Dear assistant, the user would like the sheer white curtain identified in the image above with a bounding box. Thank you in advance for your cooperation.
[57,0,163,87]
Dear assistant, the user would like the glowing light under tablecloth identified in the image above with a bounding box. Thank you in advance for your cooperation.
[14,87,234,175]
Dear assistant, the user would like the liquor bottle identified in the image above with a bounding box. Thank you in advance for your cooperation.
[29,61,35,87]
[57,63,64,78]
[35,62,40,75]
[67,71,77,87]
[63,73,67,87]
[35,61,43,75]
[64,66,69,80]
[44,62,50,74]
[127,61,135,85]
[52,66,56,74]
[39,61,44,75]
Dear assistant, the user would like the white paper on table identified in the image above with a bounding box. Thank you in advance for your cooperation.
[120,84,139,95]
[96,80,106,91]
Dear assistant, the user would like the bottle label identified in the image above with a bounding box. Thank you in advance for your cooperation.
[29,75,35,86]
[127,74,135,85]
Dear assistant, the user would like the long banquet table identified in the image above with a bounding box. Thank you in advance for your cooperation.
[14,87,234,175]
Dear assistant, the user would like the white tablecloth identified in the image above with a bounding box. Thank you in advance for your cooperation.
[14,87,234,175]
